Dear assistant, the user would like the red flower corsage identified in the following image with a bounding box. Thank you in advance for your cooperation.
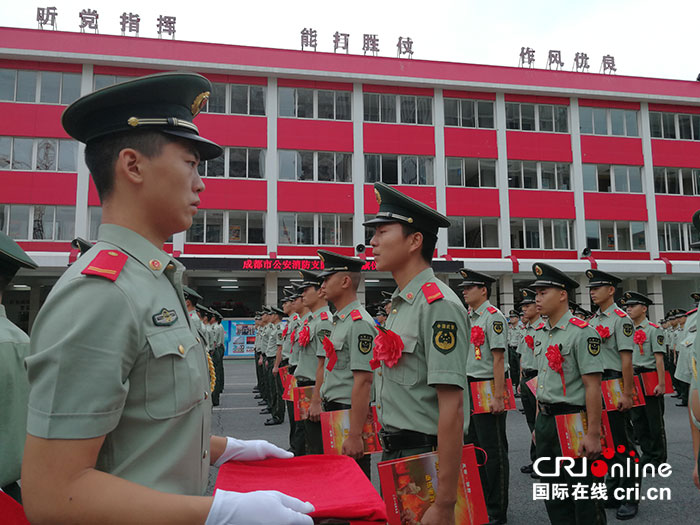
[525,335,535,351]
[471,326,485,360]
[370,327,404,370]
[596,325,611,341]
[633,329,646,355]
[546,344,566,396]
[282,325,288,338]
[298,326,310,347]
[323,336,337,371]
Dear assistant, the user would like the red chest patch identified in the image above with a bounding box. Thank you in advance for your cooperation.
[421,282,444,304]
[320,311,329,321]
[569,317,589,328]
[81,250,128,282]
[350,309,363,321]
[487,306,498,314]
[614,308,627,318]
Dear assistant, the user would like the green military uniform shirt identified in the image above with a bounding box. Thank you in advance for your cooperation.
[466,300,509,379]
[319,300,377,405]
[295,308,332,381]
[517,318,544,372]
[282,314,299,361]
[631,318,666,370]
[675,312,697,384]
[26,224,211,495]
[0,304,31,487]
[291,312,312,371]
[508,322,522,348]
[265,322,284,359]
[258,323,270,357]
[691,324,700,430]
[374,268,470,435]
[589,303,635,372]
[534,311,604,405]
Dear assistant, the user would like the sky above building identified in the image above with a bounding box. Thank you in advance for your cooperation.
[2,0,699,82]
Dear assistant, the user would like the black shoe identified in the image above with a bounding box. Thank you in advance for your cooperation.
[671,393,680,398]
[616,503,638,520]
[260,408,271,414]
[676,402,688,407]
[252,388,259,393]
[254,394,262,399]
[486,517,507,525]
[258,400,267,405]
[604,499,620,509]
[264,418,283,426]
[520,463,534,474]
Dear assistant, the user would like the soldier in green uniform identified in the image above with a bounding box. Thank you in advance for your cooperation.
[0,233,37,503]
[665,310,678,395]
[688,211,700,489]
[21,73,313,524]
[314,250,377,478]
[364,182,469,525]
[516,288,544,477]
[252,314,264,400]
[264,306,286,426]
[212,310,226,406]
[459,268,509,525]
[297,270,334,454]
[278,291,303,454]
[621,291,667,467]
[290,287,311,456]
[508,309,522,393]
[530,262,606,525]
[586,269,639,519]
[674,308,693,407]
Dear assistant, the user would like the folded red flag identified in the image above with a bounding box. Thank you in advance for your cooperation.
[215,455,387,523]
[0,492,30,525]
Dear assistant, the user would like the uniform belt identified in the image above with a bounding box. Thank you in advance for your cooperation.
[467,376,494,383]
[634,366,655,375]
[296,379,315,387]
[602,369,622,380]
[522,369,538,380]
[323,400,351,412]
[288,365,297,374]
[538,402,585,416]
[378,429,437,453]
[280,359,289,367]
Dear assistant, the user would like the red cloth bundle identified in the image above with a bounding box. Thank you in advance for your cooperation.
[215,455,387,524]
[0,492,30,525]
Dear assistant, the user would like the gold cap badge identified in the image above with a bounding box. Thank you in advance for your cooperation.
[149,259,162,271]
[374,188,381,205]
[535,265,543,276]
[191,91,210,116]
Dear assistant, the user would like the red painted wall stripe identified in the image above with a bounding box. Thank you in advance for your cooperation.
[363,123,435,156]
[655,195,700,223]
[445,187,500,217]
[0,171,76,205]
[578,98,640,110]
[197,114,267,148]
[183,244,268,255]
[444,128,498,159]
[506,131,573,163]
[648,103,700,115]
[505,94,569,105]
[651,140,700,169]
[198,179,267,211]
[17,241,72,251]
[446,248,502,258]
[92,65,163,76]
[0,103,70,138]
[365,184,435,213]
[0,59,82,73]
[363,84,434,97]
[590,251,650,260]
[278,78,352,91]
[583,193,648,221]
[277,246,355,256]
[511,249,577,259]
[442,90,496,101]
[659,252,700,261]
[580,136,643,165]
[510,190,576,219]
[277,181,353,213]
[277,119,353,152]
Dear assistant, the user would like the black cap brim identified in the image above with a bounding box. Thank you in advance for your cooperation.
[161,129,223,161]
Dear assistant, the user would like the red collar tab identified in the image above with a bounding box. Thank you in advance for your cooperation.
[487,306,498,314]
[687,308,698,315]
[350,309,363,321]
[648,322,659,328]
[535,322,545,330]
[614,308,627,318]
[320,311,329,321]
[81,250,128,282]
[421,282,444,304]
[569,317,589,328]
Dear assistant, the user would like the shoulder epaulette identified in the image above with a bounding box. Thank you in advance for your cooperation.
[535,322,545,330]
[487,306,498,314]
[350,309,363,321]
[320,311,329,321]
[421,282,444,304]
[688,308,698,316]
[569,317,589,328]
[649,322,660,328]
[81,249,128,282]
[292,314,299,321]
[614,308,627,318]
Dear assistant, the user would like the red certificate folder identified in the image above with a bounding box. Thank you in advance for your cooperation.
[320,406,382,455]
[555,410,613,458]
[469,378,517,414]
[601,376,646,410]
[640,370,674,396]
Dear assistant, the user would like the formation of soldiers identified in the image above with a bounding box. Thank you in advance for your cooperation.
[3,71,700,525]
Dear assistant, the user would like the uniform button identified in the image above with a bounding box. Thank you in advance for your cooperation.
[204,391,209,399]
[392,309,397,314]
[197,337,201,343]
[203,450,208,459]
[378,370,382,376]
[166,263,175,270]
[178,344,185,354]
[377,404,381,409]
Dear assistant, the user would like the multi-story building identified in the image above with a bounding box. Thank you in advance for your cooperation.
[2,26,700,331]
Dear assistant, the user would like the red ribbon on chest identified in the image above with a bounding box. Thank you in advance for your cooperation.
[369,327,404,370]
[471,326,485,360]
[546,344,566,396]
[323,337,337,371]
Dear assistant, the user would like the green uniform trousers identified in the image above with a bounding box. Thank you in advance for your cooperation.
[605,409,641,504]
[520,372,538,463]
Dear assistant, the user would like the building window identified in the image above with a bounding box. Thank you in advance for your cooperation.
[278,150,352,182]
[0,136,78,172]
[365,154,434,185]
[579,107,638,137]
[279,87,351,120]
[657,222,699,251]
[446,157,496,187]
[230,84,266,116]
[507,161,571,190]
[653,167,700,195]
[506,103,568,133]
[197,147,265,178]
[93,74,133,90]
[0,204,75,241]
[0,69,80,105]
[649,112,700,140]
[363,93,432,125]
[444,99,494,129]
[186,209,265,244]
[586,220,646,251]
[88,206,102,241]
[278,213,352,246]
[511,218,575,250]
[582,164,642,193]
[448,217,499,248]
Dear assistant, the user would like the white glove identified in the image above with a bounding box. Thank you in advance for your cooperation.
[214,437,293,467]
[205,489,314,525]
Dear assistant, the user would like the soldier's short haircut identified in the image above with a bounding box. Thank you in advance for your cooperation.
[401,224,436,263]
[84,130,175,202]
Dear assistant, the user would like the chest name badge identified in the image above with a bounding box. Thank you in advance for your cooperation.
[153,308,178,326]
[433,321,457,354]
